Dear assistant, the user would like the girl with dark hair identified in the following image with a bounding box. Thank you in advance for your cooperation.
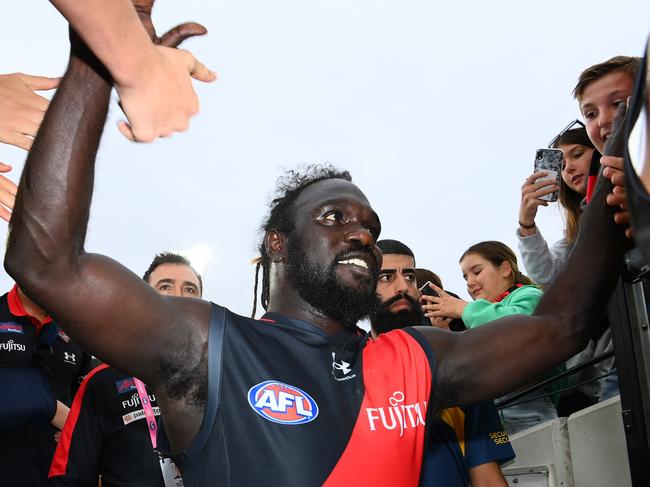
[422,240,564,435]
[517,125,595,284]
[519,125,618,407]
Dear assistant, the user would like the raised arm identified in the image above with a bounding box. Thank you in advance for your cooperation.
[424,107,627,408]
[4,17,211,393]
[49,0,216,142]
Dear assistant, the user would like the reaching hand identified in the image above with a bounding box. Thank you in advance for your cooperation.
[116,5,216,142]
[52,0,214,142]
[0,72,59,151]
[0,162,17,222]
[116,44,216,142]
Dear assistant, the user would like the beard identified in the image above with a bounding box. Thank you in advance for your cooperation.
[286,235,380,330]
[371,293,426,336]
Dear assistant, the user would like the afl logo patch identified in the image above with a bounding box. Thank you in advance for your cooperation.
[247,380,319,425]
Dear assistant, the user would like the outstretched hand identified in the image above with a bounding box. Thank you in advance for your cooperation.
[0,72,59,151]
[116,3,216,142]
[0,162,17,222]
[116,45,216,142]
[0,73,56,223]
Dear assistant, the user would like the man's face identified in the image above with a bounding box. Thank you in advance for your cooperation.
[376,254,419,311]
[580,70,634,153]
[284,179,383,329]
[148,263,202,297]
[372,253,425,335]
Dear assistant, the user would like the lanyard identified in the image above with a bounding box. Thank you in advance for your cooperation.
[134,378,158,450]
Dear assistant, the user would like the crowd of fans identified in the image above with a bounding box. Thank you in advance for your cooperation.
[0,1,649,486]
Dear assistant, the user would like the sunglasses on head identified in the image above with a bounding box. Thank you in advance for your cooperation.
[548,119,586,148]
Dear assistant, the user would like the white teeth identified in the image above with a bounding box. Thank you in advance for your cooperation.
[338,258,368,269]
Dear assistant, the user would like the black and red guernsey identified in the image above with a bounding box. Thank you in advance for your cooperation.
[157,304,436,486]
[49,364,165,487]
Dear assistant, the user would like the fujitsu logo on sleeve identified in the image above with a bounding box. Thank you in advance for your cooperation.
[366,391,427,437]
[248,380,319,425]
[121,392,156,409]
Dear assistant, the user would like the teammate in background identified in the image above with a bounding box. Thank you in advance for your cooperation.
[49,0,216,142]
[0,284,92,487]
[0,175,91,486]
[372,239,512,487]
[49,252,202,487]
[5,2,631,485]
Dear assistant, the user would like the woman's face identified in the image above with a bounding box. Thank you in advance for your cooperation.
[460,253,513,302]
[559,143,594,195]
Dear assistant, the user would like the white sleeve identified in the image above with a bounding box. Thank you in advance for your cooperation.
[516,227,571,285]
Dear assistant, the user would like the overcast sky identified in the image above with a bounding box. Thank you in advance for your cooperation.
[1,1,649,318]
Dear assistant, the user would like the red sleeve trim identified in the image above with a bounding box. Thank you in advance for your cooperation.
[48,363,109,477]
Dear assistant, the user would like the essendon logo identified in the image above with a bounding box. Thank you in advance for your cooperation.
[115,377,137,394]
[0,322,24,334]
[247,380,319,425]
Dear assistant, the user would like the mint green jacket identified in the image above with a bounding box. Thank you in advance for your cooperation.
[462,285,542,329]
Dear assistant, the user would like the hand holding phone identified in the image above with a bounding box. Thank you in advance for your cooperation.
[533,148,563,202]
[419,281,439,298]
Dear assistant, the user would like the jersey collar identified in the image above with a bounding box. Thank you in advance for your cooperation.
[7,284,53,327]
[261,312,363,347]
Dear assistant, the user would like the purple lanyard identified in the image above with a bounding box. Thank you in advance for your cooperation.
[134,378,157,450]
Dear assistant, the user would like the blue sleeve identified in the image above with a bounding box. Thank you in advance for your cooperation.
[0,366,56,431]
[463,401,515,468]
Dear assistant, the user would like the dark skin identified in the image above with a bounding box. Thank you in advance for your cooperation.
[5,0,627,455]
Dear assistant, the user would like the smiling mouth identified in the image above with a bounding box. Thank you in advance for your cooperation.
[602,132,611,143]
[337,257,369,269]
[572,175,583,185]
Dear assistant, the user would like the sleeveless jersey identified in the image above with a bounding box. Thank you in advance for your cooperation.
[157,304,436,486]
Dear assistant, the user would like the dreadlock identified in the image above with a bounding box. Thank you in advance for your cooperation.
[251,164,352,318]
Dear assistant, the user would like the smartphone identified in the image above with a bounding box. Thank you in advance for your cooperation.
[533,148,563,202]
[419,281,439,298]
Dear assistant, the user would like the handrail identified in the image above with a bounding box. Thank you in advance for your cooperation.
[495,350,615,409]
